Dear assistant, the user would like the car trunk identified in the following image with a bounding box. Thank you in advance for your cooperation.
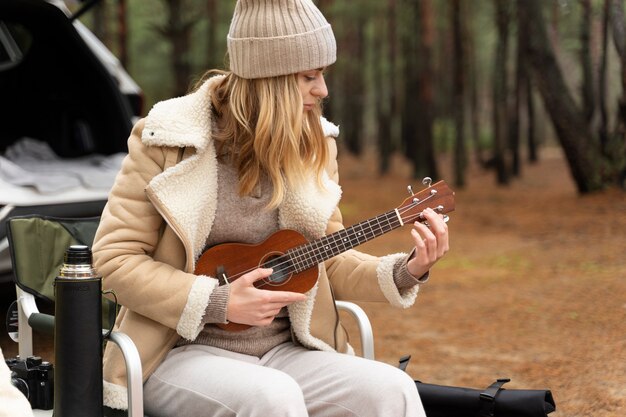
[0,0,134,278]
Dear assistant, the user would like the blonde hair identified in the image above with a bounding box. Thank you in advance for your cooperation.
[198,70,328,208]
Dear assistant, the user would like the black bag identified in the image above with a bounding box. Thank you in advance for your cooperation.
[399,356,556,417]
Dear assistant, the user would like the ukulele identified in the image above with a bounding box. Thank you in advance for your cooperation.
[195,178,455,331]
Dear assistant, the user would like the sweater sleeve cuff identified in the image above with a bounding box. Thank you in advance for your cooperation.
[393,249,430,290]
[202,285,230,324]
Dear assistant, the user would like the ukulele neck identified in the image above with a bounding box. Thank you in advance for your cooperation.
[287,209,401,273]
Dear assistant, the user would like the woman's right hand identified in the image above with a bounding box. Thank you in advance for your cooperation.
[226,268,307,327]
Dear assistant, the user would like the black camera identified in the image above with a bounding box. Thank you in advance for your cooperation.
[5,356,54,410]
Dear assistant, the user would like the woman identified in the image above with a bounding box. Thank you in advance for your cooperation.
[93,0,449,416]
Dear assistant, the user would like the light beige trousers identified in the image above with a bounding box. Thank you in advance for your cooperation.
[143,343,426,417]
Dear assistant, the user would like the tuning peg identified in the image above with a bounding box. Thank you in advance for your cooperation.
[422,177,432,187]
[407,185,421,203]
[422,214,450,227]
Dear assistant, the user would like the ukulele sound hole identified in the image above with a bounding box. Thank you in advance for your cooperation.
[261,254,292,286]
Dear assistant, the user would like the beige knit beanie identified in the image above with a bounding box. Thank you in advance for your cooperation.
[227,0,337,79]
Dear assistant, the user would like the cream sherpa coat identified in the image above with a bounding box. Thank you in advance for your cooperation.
[93,76,421,410]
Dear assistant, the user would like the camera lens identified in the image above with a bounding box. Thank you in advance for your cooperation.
[11,373,30,399]
[39,362,52,370]
[26,356,42,368]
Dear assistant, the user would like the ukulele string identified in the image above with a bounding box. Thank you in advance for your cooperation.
[253,197,434,289]
[222,194,437,289]
[267,195,432,275]
[236,196,435,289]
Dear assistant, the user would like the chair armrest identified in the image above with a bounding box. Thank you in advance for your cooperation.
[18,288,54,332]
[107,331,144,417]
[16,287,37,357]
[28,312,55,335]
[17,287,39,317]
[335,301,375,360]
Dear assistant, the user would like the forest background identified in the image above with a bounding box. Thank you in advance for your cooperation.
[56,0,626,416]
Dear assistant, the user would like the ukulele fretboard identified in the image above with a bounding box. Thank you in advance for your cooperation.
[286,210,402,273]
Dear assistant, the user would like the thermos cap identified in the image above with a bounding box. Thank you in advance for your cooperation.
[58,245,99,279]
[64,245,92,265]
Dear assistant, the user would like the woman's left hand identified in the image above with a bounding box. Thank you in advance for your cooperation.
[406,207,449,278]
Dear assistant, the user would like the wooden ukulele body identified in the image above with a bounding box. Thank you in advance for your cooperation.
[195,229,319,331]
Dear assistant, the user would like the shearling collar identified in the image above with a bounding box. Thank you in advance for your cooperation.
[142,76,220,151]
[139,76,342,269]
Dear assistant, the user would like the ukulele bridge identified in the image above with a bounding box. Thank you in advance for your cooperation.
[216,265,229,286]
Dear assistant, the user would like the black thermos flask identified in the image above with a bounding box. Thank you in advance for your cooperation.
[54,245,103,417]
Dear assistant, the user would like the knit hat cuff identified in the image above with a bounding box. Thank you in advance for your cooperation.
[228,24,337,79]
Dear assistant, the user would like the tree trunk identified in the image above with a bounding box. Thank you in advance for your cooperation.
[387,0,400,160]
[374,0,401,175]
[341,14,365,156]
[451,0,466,187]
[418,0,438,180]
[493,0,511,185]
[436,2,453,141]
[410,0,438,180]
[400,0,418,173]
[158,0,196,97]
[206,0,219,69]
[510,1,526,177]
[374,9,392,174]
[518,0,603,193]
[466,7,485,167]
[598,0,610,150]
[580,0,595,124]
[526,76,538,162]
[610,0,626,136]
[550,0,561,55]
[609,0,626,184]
[610,0,625,59]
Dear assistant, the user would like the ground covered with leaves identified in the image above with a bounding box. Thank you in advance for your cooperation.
[337,147,626,417]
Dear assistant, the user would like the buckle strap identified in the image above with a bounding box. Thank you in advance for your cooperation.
[398,355,411,372]
[479,378,510,417]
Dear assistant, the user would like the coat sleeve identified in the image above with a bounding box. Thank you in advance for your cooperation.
[92,120,217,340]
[322,136,420,308]
[324,220,420,308]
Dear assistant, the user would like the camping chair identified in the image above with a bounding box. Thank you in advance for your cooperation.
[6,215,375,417]
[7,215,143,417]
